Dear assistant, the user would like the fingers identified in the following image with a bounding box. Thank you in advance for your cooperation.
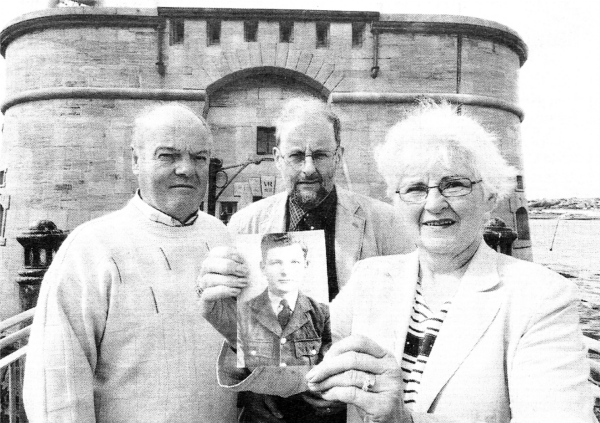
[325,334,389,360]
[197,246,250,301]
[263,395,284,420]
[299,392,346,416]
[306,350,393,384]
[308,370,391,394]
[201,286,242,301]
[200,251,249,279]
[319,387,407,422]
[239,393,285,423]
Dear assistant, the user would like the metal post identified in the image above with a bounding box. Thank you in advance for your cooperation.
[16,220,68,310]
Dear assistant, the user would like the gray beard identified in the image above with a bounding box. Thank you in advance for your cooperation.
[291,185,329,209]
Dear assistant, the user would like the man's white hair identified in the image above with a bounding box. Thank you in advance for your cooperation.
[131,103,212,151]
[375,101,517,201]
[274,97,341,147]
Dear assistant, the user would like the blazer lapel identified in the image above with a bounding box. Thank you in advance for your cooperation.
[258,193,287,233]
[415,245,503,412]
[386,252,421,361]
[334,192,365,290]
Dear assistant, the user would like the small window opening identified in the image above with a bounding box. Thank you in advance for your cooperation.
[316,22,330,48]
[352,22,365,48]
[244,20,258,42]
[170,19,185,45]
[207,20,221,45]
[280,21,293,43]
[257,127,277,155]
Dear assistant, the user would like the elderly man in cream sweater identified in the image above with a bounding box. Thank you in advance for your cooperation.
[23,104,238,423]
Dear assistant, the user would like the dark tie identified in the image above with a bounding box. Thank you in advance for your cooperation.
[277,299,292,329]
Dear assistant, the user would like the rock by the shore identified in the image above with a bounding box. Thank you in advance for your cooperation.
[528,198,600,219]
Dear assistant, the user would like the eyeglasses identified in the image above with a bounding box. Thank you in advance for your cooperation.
[280,147,339,168]
[396,177,483,203]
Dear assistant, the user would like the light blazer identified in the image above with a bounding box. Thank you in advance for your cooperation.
[332,243,595,423]
[228,188,413,289]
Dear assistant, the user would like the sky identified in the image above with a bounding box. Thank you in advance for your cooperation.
[0,0,599,200]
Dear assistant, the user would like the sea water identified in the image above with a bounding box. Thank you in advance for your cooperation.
[530,219,600,338]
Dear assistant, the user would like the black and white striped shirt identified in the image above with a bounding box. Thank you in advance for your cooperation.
[401,280,451,408]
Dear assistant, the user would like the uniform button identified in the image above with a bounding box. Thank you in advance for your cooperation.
[280,337,287,345]
[250,350,257,356]
[310,349,317,355]
[279,362,287,367]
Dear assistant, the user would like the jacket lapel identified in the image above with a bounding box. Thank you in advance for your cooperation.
[334,191,365,290]
[385,252,421,360]
[250,291,282,336]
[282,292,311,337]
[415,245,503,412]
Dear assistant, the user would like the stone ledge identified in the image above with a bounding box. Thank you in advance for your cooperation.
[329,92,524,121]
[1,87,206,114]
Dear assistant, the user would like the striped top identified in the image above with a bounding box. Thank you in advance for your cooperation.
[401,279,451,408]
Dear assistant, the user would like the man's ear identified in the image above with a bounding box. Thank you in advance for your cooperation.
[273,147,284,172]
[131,147,140,175]
[335,146,344,166]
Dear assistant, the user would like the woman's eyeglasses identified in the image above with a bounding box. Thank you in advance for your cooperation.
[396,177,483,203]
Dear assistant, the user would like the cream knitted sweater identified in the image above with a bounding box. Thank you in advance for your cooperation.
[24,199,237,423]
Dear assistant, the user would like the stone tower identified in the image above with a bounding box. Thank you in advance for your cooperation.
[0,7,530,319]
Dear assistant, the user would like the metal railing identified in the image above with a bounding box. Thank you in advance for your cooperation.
[0,308,34,423]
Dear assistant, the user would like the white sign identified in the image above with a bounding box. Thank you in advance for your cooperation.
[261,176,276,197]
[233,182,245,197]
[248,178,262,197]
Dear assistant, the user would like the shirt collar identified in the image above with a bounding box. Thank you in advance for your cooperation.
[268,289,299,315]
[288,186,337,230]
[132,190,199,227]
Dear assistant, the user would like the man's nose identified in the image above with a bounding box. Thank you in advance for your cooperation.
[174,154,195,177]
[300,154,317,175]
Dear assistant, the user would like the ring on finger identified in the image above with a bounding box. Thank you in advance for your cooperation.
[361,373,376,392]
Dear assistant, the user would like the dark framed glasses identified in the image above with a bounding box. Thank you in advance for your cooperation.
[396,177,483,203]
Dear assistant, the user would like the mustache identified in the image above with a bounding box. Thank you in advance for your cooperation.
[296,177,322,183]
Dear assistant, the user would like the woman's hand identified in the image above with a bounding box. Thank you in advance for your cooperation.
[305,335,412,423]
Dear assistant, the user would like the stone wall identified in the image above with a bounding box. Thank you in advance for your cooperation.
[0,7,530,319]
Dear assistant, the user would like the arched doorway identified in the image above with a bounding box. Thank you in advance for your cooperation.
[205,70,327,220]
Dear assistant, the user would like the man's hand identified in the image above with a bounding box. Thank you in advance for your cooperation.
[197,246,249,302]
[299,390,346,416]
[239,392,285,423]
[197,246,249,343]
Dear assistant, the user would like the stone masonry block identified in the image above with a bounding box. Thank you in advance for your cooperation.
[275,43,289,68]
[260,43,277,67]
[285,49,301,70]
[315,63,335,86]
[224,51,242,72]
[324,70,345,92]
[306,54,325,79]
[248,44,262,67]
[236,48,251,69]
[296,52,313,74]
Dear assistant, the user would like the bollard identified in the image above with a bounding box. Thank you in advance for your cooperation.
[483,218,518,256]
[15,220,68,311]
